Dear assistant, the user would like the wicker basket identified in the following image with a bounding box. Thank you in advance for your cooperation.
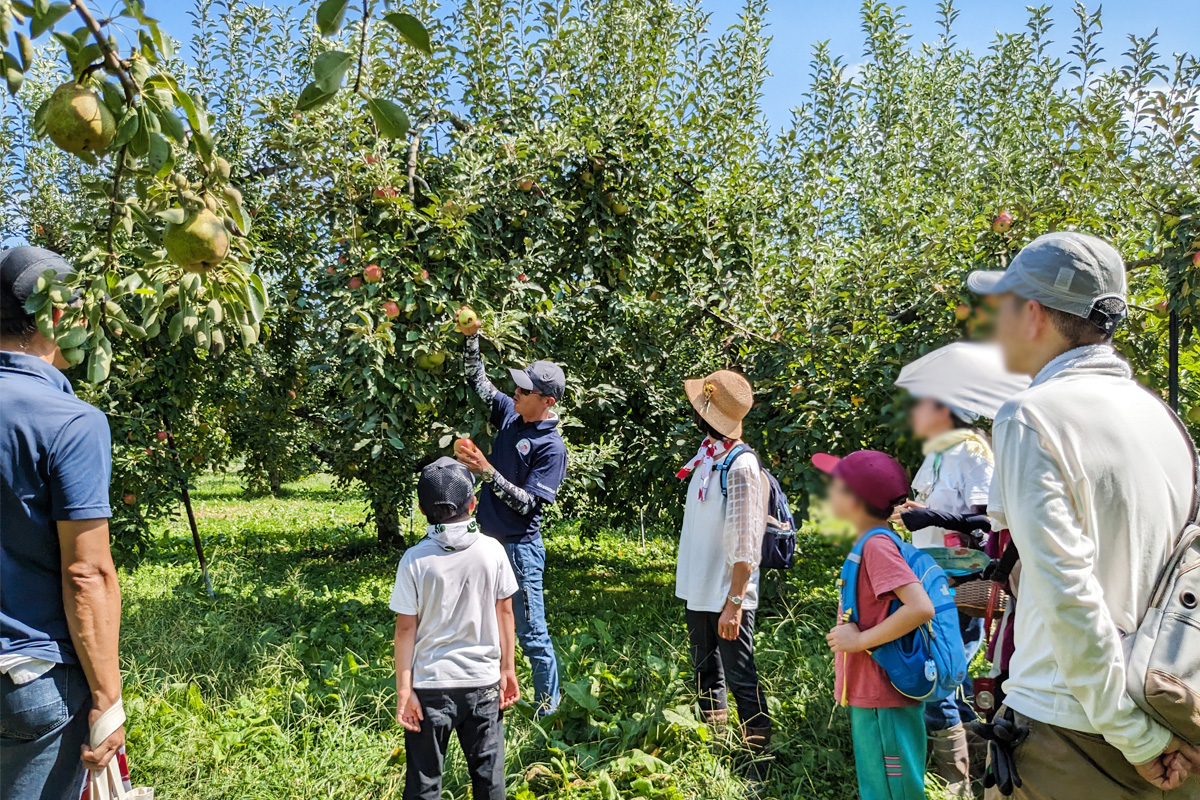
[955,579,1009,619]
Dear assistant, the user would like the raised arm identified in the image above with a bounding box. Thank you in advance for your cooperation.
[463,334,500,405]
[483,470,540,516]
[58,518,124,769]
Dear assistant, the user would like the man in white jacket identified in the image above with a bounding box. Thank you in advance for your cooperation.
[967,232,1197,798]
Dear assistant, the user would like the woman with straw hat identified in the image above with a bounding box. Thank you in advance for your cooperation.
[675,370,772,773]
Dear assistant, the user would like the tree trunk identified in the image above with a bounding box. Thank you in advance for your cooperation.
[268,468,283,495]
[373,496,404,549]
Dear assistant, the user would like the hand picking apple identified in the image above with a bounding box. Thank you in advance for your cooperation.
[455,305,482,336]
[455,440,492,475]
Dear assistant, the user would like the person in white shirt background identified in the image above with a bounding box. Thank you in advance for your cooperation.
[890,342,1031,796]
[967,231,1199,798]
[674,369,772,776]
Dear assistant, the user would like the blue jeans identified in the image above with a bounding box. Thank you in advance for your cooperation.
[1,662,91,800]
[504,540,560,715]
[925,612,985,730]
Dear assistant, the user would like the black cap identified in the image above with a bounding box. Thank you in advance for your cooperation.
[417,457,476,524]
[508,360,566,401]
[1,246,76,324]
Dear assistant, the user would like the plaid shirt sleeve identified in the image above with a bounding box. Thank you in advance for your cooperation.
[722,459,766,570]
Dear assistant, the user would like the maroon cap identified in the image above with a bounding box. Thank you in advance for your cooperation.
[812,450,909,512]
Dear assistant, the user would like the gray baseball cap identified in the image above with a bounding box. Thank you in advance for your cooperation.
[1,246,76,322]
[509,360,566,401]
[967,232,1127,335]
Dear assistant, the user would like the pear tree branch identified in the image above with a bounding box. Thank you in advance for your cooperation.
[71,0,138,104]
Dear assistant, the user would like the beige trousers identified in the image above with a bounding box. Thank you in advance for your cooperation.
[985,709,1200,800]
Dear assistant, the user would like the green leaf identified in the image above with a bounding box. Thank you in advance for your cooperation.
[158,109,185,142]
[156,207,187,224]
[596,772,620,800]
[366,97,410,139]
[16,32,33,69]
[30,2,71,39]
[315,0,350,36]
[56,323,89,349]
[146,131,173,177]
[312,50,353,91]
[295,80,337,112]
[86,336,112,384]
[3,53,23,95]
[111,112,140,149]
[382,12,432,55]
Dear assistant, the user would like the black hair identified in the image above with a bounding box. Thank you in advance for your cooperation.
[934,401,973,430]
[1013,294,1122,347]
[862,496,905,522]
[0,312,37,339]
[693,409,730,442]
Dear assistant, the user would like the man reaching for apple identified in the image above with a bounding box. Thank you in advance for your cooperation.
[454,307,567,717]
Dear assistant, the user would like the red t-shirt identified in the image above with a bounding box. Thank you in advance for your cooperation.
[834,534,921,708]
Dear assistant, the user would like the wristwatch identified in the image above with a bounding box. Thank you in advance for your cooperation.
[727,594,743,607]
[480,467,496,483]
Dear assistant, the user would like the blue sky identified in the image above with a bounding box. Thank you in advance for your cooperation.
[152,0,1197,130]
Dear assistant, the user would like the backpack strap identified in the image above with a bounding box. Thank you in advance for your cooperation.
[839,527,898,625]
[715,444,758,499]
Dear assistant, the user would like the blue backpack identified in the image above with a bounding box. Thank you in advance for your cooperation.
[714,444,798,570]
[838,528,966,701]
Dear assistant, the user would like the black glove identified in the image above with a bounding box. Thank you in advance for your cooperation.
[900,507,992,536]
[972,708,1028,796]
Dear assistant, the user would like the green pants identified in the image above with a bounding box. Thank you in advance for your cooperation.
[851,704,927,800]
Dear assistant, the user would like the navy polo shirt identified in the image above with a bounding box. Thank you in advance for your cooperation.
[477,392,567,544]
[1,351,112,664]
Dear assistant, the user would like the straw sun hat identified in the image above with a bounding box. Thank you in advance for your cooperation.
[684,370,753,440]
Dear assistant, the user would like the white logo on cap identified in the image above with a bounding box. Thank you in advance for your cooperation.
[516,438,531,456]
[1055,267,1074,291]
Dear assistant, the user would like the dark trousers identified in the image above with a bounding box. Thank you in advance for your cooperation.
[685,608,771,730]
[404,684,505,800]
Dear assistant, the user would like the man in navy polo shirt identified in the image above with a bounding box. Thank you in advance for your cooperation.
[0,247,125,797]
[455,310,567,716]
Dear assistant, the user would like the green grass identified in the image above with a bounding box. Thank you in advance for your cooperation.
[117,473,893,799]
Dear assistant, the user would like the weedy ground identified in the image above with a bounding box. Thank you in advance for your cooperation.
[120,474,955,799]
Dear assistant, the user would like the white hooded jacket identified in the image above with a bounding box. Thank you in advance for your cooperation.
[989,344,1193,764]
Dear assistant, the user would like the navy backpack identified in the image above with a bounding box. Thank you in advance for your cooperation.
[838,527,966,701]
[714,444,798,570]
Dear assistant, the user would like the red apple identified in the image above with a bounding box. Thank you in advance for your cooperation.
[122,493,137,505]
[518,178,534,192]
[326,266,336,274]
[364,264,383,283]
[288,389,297,399]
[992,211,1013,233]
[1193,251,1200,267]
[338,255,347,263]
[517,273,528,282]
[453,437,475,456]
[365,154,379,164]
[143,448,153,456]
[156,430,169,441]
[382,301,400,319]
[1153,299,1171,319]
[374,188,396,200]
[349,276,363,290]
[954,303,972,321]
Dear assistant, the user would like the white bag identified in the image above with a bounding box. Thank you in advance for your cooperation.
[83,700,154,800]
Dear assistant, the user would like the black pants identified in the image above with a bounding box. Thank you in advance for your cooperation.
[686,608,772,730]
[403,683,505,800]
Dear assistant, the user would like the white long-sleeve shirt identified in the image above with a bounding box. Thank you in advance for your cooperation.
[989,345,1193,764]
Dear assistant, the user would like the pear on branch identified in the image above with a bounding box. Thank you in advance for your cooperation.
[43,82,116,155]
[163,208,230,273]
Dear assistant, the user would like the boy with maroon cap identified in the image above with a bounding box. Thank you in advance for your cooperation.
[814,450,936,800]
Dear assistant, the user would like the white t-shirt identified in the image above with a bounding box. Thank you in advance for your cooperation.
[909,441,993,549]
[389,520,519,689]
[675,449,764,613]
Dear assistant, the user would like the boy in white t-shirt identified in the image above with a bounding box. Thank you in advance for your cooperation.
[391,457,520,800]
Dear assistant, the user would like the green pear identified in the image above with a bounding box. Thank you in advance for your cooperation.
[164,209,230,273]
[44,82,116,156]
